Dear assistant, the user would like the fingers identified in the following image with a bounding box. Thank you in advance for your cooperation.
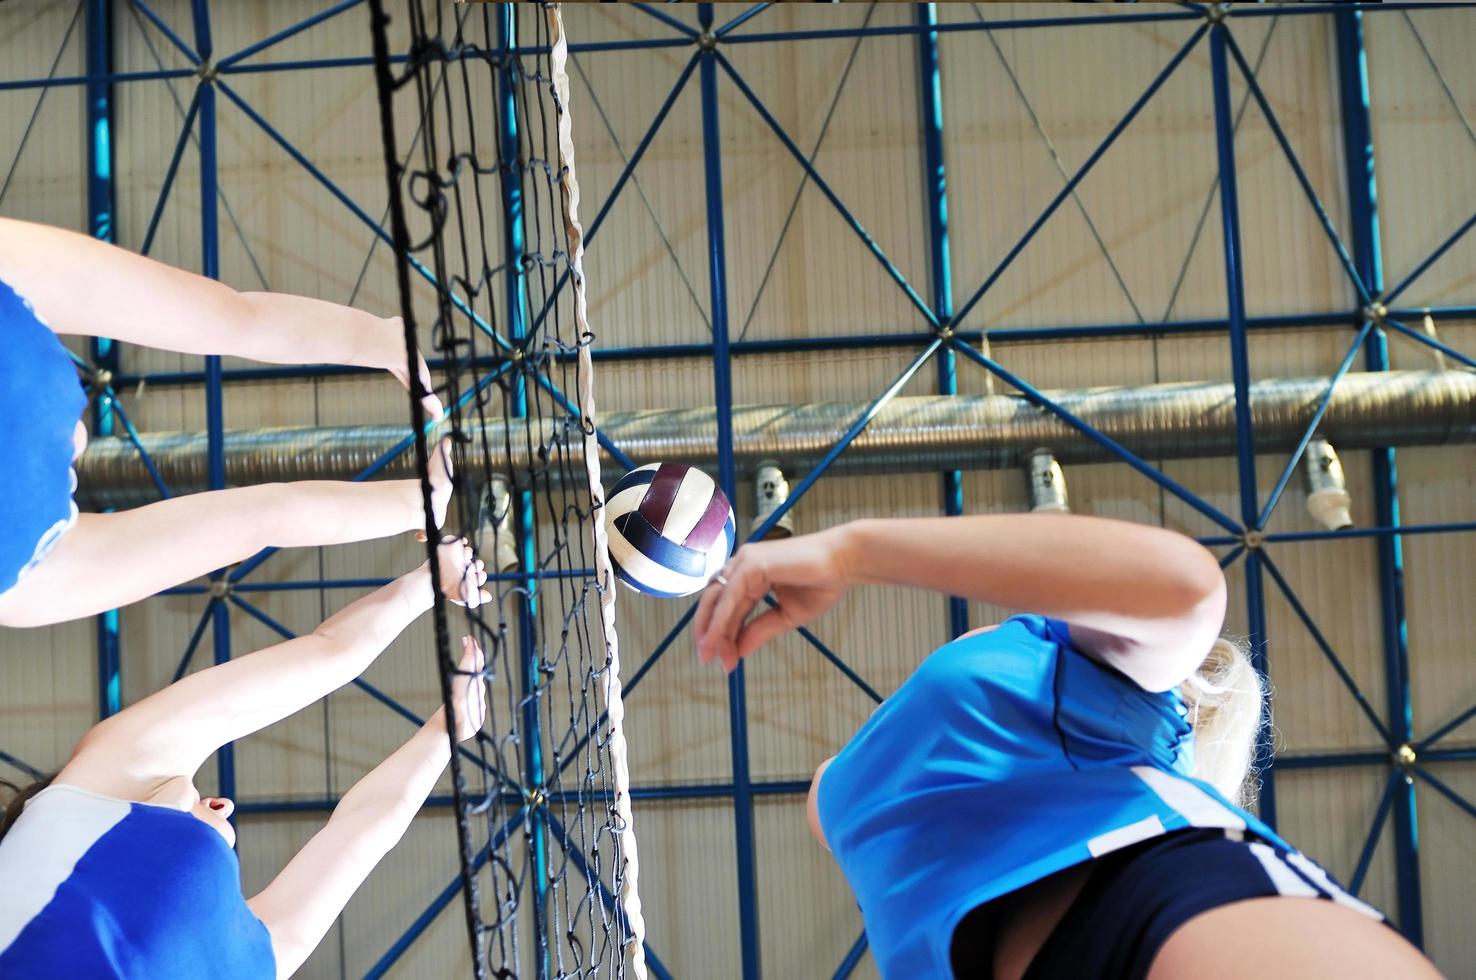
[418,354,444,420]
[732,606,794,670]
[455,635,488,741]
[699,561,765,668]
[441,537,491,608]
[694,572,722,649]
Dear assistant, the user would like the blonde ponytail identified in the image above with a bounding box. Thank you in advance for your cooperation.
[1179,637,1265,807]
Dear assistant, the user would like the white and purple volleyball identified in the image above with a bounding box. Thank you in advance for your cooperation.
[605,463,735,597]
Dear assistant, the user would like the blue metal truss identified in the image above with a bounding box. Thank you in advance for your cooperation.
[5,2,1476,976]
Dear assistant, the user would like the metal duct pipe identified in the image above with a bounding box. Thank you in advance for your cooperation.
[77,370,1476,510]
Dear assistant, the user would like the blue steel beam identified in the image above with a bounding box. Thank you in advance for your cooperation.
[0,67,196,93]
[96,387,174,501]
[0,0,83,207]
[169,598,216,683]
[700,8,760,975]
[716,3,771,38]
[1260,555,1394,746]
[917,3,968,641]
[1200,522,1476,547]
[1412,767,1476,823]
[85,0,120,721]
[1383,318,1476,373]
[541,810,675,980]
[0,749,47,782]
[225,592,518,793]
[1350,769,1402,896]
[832,930,868,980]
[6,2,1464,94]
[225,359,514,584]
[715,51,940,329]
[519,51,700,340]
[139,85,202,258]
[363,807,522,980]
[111,308,1367,386]
[950,23,1208,330]
[631,2,698,38]
[131,0,199,64]
[1223,30,1370,304]
[1415,701,1476,753]
[1211,21,1276,828]
[1337,7,1422,945]
[1383,211,1476,307]
[213,80,516,355]
[949,338,1241,534]
[497,7,549,973]
[1255,320,1374,530]
[215,0,364,70]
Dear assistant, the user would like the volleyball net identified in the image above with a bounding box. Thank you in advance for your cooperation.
[368,2,645,976]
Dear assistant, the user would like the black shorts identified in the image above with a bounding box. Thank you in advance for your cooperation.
[950,828,1384,980]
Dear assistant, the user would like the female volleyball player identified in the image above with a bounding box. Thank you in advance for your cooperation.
[0,216,448,629]
[696,514,1440,979]
[0,538,490,979]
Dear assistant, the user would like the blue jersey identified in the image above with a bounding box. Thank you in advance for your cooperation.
[816,615,1287,979]
[0,276,87,593]
[0,784,275,979]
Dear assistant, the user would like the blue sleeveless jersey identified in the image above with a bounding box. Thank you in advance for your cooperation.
[0,784,275,979]
[816,615,1287,979]
[0,276,87,593]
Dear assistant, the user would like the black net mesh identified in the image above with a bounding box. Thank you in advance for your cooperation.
[367,3,643,977]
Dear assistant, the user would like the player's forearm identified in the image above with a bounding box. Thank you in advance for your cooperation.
[334,716,452,837]
[837,514,1224,644]
[249,720,452,978]
[231,291,399,371]
[310,565,434,677]
[0,219,396,369]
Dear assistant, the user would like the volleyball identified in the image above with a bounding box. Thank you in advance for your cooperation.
[606,463,735,597]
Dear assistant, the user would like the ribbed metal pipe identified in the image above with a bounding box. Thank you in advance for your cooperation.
[77,370,1476,509]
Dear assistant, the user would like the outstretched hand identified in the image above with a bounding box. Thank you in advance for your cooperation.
[415,438,455,543]
[375,315,444,421]
[438,537,491,608]
[694,527,854,673]
[448,636,487,742]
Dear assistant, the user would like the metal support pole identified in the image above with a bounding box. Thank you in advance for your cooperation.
[85,0,120,720]
[497,7,547,973]
[189,0,235,821]
[917,4,967,641]
[700,6,760,977]
[1336,8,1421,945]
[1210,25,1275,827]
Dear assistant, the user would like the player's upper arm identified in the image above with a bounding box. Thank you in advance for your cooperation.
[1064,554,1228,693]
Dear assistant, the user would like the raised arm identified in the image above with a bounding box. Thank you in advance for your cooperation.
[695,514,1226,692]
[0,217,440,417]
[58,540,488,797]
[248,638,487,979]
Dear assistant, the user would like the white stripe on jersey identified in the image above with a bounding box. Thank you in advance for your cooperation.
[1088,814,1166,857]
[0,785,130,950]
[1248,842,1320,899]
[1131,765,1247,832]
[1283,850,1384,920]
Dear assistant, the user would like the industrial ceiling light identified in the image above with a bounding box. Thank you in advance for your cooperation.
[1303,439,1353,531]
[478,473,521,572]
[1026,450,1070,513]
[753,460,794,539]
